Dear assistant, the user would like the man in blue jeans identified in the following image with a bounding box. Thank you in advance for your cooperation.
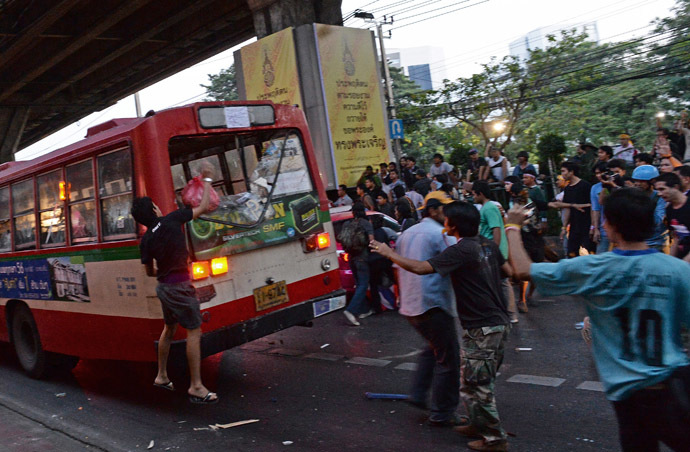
[342,202,374,326]
[507,188,690,451]
[396,191,460,426]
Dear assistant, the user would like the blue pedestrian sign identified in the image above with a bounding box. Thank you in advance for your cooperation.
[389,119,404,139]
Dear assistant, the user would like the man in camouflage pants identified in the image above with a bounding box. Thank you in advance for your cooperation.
[461,326,510,446]
[371,201,512,451]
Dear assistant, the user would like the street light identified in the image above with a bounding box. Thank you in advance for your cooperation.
[493,122,506,133]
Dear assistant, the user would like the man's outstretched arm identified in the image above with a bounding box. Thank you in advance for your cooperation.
[369,240,435,275]
[505,207,533,281]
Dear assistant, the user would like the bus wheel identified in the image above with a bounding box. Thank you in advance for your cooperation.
[11,305,47,379]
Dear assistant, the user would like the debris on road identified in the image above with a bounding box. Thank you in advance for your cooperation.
[147,440,154,449]
[55,393,66,397]
[282,441,293,445]
[320,343,330,349]
[209,419,260,430]
[515,347,533,352]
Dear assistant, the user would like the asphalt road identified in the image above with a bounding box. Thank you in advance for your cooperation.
[0,293,664,452]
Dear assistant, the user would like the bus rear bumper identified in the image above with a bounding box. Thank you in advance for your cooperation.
[165,289,347,361]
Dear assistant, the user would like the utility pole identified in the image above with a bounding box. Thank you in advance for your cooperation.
[134,92,142,117]
[355,10,401,164]
[376,20,401,164]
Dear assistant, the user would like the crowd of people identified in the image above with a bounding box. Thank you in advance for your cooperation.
[334,115,690,452]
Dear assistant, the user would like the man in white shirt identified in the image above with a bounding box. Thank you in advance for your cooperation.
[612,134,638,165]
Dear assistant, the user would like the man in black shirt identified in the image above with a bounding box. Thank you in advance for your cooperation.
[131,171,218,405]
[371,201,511,452]
[560,162,592,257]
[655,172,690,261]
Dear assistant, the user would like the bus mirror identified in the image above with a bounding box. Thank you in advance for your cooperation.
[198,105,275,129]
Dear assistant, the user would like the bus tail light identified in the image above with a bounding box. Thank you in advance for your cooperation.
[317,232,330,249]
[192,261,210,280]
[302,232,331,253]
[211,257,228,275]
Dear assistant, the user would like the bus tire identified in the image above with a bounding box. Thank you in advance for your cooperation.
[11,304,47,379]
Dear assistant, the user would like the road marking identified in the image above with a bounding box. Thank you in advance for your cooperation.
[576,381,605,392]
[506,374,565,387]
[378,350,422,360]
[345,357,392,367]
[394,362,417,371]
[267,348,305,356]
[304,352,344,361]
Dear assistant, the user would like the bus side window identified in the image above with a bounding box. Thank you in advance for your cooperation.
[0,187,10,252]
[98,148,136,241]
[12,179,35,250]
[66,160,97,244]
[37,170,66,247]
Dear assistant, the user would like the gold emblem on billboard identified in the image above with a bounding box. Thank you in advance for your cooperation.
[343,42,355,76]
[263,49,275,87]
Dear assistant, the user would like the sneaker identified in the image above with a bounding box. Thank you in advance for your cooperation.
[453,424,482,438]
[359,310,375,319]
[467,439,508,451]
[427,413,470,428]
[509,314,519,324]
[343,310,360,326]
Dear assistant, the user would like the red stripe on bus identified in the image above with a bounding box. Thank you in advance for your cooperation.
[0,268,341,361]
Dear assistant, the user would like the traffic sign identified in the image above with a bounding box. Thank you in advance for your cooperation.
[389,119,404,139]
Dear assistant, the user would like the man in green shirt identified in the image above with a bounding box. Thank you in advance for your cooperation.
[473,181,508,259]
[473,181,516,323]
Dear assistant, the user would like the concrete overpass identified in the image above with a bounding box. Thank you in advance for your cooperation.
[0,0,342,161]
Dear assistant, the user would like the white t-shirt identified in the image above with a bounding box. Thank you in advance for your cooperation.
[486,156,508,181]
[429,161,453,176]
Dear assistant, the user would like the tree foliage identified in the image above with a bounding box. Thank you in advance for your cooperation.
[201,64,238,101]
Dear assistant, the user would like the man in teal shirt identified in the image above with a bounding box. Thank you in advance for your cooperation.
[506,188,690,451]
[473,180,508,259]
[473,180,517,322]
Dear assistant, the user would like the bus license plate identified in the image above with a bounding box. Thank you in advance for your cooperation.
[254,280,289,311]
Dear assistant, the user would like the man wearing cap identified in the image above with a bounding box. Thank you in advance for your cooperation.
[466,148,489,182]
[511,151,536,179]
[632,165,669,253]
[613,134,638,166]
[391,191,461,426]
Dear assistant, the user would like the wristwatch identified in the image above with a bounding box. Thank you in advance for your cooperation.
[202,177,213,183]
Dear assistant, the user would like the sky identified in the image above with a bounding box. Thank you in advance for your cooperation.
[16,0,678,160]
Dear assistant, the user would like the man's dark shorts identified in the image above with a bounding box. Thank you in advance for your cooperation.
[156,281,202,330]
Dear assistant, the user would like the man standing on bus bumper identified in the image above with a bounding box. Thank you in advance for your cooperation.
[131,170,218,405]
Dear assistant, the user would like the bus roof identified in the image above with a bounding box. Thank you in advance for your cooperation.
[3,101,297,182]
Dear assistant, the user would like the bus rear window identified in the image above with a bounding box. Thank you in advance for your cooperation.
[169,129,323,258]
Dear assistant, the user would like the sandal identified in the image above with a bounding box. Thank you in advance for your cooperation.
[153,381,175,392]
[189,392,219,405]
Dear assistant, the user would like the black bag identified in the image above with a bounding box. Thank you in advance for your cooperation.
[339,219,368,256]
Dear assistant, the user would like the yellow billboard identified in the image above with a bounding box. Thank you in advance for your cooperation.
[315,25,389,187]
[240,28,302,106]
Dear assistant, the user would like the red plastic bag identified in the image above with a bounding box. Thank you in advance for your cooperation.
[181,176,220,211]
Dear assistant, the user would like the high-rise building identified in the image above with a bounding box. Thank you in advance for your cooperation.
[509,22,599,61]
[386,46,446,90]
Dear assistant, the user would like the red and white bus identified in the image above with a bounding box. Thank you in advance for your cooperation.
[0,101,345,377]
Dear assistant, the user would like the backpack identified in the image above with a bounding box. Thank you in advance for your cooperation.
[339,219,369,256]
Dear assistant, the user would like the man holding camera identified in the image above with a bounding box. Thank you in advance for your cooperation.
[591,159,627,253]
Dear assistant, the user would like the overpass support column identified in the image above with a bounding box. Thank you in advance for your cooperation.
[0,107,30,162]
[247,0,342,38]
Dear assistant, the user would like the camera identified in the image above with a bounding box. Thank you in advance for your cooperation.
[524,201,536,219]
